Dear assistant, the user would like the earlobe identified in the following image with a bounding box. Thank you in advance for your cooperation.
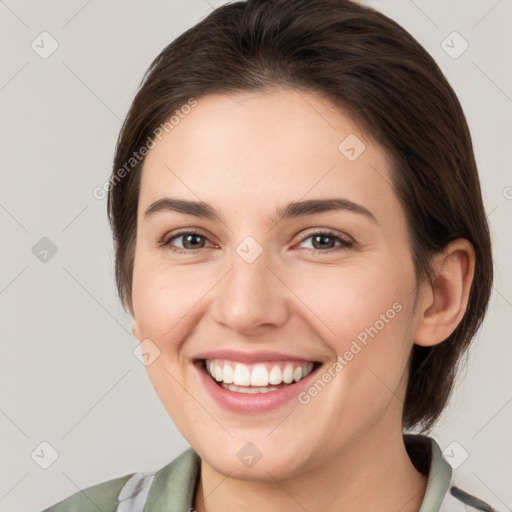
[414,239,475,347]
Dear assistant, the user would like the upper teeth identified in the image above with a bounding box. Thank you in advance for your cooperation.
[205,359,315,386]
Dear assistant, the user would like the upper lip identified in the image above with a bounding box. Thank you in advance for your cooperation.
[193,349,323,364]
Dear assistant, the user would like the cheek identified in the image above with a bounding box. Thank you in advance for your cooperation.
[285,254,417,403]
[285,265,416,437]
[131,256,208,429]
[131,251,209,339]
[286,255,415,344]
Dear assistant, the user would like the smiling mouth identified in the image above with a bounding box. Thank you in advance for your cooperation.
[197,358,322,394]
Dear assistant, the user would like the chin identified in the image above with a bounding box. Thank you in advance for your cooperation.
[196,437,313,481]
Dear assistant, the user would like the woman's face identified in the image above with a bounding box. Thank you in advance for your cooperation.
[132,88,421,479]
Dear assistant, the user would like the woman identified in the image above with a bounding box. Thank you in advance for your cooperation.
[43,0,497,510]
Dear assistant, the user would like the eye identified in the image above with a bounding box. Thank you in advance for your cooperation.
[160,228,353,254]
[160,230,213,253]
[295,229,353,254]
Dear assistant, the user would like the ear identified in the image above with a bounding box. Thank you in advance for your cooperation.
[413,238,475,347]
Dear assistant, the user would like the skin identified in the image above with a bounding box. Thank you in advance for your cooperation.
[131,88,475,512]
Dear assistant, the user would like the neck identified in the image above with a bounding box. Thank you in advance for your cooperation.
[193,426,428,512]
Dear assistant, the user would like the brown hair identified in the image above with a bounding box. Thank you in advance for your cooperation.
[107,0,493,432]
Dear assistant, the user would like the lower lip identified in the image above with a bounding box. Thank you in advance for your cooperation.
[195,361,322,414]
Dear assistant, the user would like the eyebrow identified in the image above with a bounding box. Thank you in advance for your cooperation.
[144,197,378,224]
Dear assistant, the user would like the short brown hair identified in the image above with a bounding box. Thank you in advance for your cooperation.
[107,0,493,432]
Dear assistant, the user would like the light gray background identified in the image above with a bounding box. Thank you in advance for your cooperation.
[1,1,511,511]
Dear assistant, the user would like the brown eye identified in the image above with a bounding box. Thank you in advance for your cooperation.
[162,231,212,252]
[296,230,353,253]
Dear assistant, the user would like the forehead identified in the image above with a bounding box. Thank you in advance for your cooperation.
[138,88,398,223]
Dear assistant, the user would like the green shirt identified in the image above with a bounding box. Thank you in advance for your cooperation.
[41,434,498,511]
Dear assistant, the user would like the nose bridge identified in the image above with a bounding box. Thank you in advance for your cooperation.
[211,235,288,334]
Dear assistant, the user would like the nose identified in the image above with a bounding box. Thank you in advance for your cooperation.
[210,246,289,336]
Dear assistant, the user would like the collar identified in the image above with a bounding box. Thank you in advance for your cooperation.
[406,434,453,511]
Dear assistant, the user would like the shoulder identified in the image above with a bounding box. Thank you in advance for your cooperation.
[441,470,505,512]
[440,484,501,512]
[429,437,504,512]
[40,447,200,512]
[405,434,504,512]
[41,473,134,512]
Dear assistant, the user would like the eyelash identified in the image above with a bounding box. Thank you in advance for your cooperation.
[160,229,353,255]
